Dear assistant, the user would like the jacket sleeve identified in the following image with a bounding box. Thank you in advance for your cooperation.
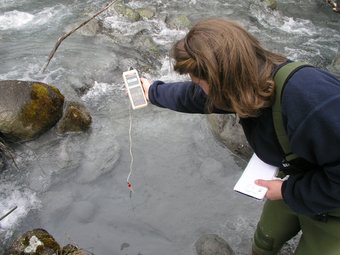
[281,67,340,215]
[148,80,227,114]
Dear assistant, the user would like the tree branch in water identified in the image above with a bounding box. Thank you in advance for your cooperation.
[41,0,118,73]
[0,206,17,222]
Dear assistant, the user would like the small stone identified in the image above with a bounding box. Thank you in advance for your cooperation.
[263,0,277,10]
[137,8,155,19]
[56,101,92,134]
[195,234,235,255]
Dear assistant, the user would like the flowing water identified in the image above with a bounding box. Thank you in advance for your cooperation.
[0,0,339,254]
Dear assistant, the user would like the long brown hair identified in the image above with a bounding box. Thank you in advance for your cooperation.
[171,18,287,117]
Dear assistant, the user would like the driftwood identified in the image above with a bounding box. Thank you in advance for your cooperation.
[41,0,118,73]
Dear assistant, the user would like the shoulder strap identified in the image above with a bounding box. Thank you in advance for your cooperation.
[272,61,311,164]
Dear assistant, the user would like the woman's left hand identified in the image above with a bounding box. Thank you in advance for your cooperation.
[255,179,283,200]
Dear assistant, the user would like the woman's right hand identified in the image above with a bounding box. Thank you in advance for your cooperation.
[140,78,152,101]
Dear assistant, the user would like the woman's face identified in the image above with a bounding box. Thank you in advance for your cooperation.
[190,74,210,94]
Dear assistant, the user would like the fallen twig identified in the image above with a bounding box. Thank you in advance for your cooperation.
[0,206,17,222]
[41,0,118,73]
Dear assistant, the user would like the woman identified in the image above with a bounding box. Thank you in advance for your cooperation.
[140,18,340,255]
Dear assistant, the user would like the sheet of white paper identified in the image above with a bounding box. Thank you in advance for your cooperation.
[233,153,278,200]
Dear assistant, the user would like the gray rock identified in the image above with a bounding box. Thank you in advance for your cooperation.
[137,8,156,19]
[330,56,340,76]
[113,0,141,22]
[207,114,253,161]
[78,17,101,36]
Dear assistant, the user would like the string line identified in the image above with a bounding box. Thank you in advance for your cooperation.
[127,105,134,192]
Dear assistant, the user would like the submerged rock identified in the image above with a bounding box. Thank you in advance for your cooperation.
[195,234,235,255]
[136,8,156,20]
[112,0,141,21]
[262,0,277,10]
[165,14,191,30]
[0,80,64,142]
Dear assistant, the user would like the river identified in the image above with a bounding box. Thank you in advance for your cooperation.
[0,0,339,254]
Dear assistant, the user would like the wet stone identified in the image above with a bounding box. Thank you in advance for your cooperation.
[195,234,235,255]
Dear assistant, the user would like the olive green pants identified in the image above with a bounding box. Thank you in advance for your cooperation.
[252,200,340,255]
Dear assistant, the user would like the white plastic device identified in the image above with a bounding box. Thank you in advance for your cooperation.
[233,153,279,200]
[122,69,148,110]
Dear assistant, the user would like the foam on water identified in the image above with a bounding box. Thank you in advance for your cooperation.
[250,3,317,36]
[155,56,189,82]
[151,22,187,46]
[0,183,41,239]
[279,17,317,36]
[32,6,63,26]
[0,10,34,30]
[0,5,71,31]
[82,81,116,102]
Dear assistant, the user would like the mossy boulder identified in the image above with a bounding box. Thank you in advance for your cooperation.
[0,80,92,143]
[0,80,64,142]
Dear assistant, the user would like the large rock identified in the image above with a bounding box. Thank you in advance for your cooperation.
[207,114,253,161]
[0,80,64,142]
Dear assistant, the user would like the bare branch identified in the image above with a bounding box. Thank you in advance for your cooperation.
[0,206,17,222]
[0,137,19,169]
[41,0,118,73]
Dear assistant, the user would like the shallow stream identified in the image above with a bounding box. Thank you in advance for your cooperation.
[0,1,339,254]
